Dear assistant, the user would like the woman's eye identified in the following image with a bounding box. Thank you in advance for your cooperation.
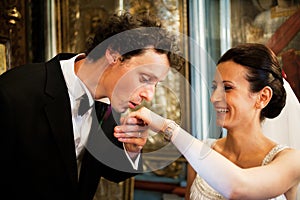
[211,83,233,92]
[224,86,233,91]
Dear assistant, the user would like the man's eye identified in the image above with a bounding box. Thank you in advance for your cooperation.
[140,75,150,83]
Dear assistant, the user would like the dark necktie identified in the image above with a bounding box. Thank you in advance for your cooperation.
[78,94,91,116]
[95,101,111,124]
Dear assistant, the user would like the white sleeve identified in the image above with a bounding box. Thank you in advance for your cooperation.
[170,128,242,198]
[122,143,141,170]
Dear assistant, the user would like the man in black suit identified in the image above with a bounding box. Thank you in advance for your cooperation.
[0,12,183,200]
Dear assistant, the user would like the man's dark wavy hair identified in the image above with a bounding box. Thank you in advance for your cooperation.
[85,11,184,71]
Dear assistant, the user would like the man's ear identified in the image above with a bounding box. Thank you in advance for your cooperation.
[105,49,119,64]
[256,86,273,109]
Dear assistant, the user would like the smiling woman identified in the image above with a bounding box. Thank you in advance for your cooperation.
[211,60,273,128]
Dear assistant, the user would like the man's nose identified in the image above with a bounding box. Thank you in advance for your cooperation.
[140,84,155,101]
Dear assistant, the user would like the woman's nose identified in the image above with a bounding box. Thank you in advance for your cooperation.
[210,86,224,103]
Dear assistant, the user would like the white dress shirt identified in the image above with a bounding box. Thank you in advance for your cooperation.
[60,54,140,172]
[60,54,93,159]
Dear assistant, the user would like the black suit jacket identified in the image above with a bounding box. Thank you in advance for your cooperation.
[0,54,141,200]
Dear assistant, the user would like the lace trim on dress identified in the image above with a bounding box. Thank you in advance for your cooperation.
[262,144,289,165]
[190,174,226,200]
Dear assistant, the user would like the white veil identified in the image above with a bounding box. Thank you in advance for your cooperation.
[262,79,300,150]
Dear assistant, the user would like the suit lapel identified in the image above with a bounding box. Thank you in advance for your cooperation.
[44,54,78,188]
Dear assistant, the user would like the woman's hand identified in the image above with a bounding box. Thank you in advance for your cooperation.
[114,114,149,160]
[123,107,169,132]
[114,107,169,159]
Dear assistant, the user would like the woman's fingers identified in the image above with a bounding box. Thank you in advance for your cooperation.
[115,124,148,133]
[120,116,146,126]
[121,131,148,138]
[137,107,169,131]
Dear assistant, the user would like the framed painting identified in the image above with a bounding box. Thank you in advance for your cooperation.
[230,0,300,100]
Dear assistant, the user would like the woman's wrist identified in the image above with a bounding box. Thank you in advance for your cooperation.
[162,120,179,141]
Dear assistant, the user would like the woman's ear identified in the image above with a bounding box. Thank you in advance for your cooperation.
[105,49,119,64]
[256,86,273,109]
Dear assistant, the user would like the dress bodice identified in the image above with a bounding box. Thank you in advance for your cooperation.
[190,140,288,200]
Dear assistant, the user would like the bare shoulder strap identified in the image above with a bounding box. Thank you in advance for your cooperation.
[262,144,289,165]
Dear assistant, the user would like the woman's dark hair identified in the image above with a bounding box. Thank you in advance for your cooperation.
[85,11,184,71]
[217,43,286,121]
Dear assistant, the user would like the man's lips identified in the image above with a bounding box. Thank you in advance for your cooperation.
[128,101,139,109]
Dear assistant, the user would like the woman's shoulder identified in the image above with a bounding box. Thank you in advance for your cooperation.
[273,148,300,185]
[280,147,300,158]
[262,144,290,165]
[270,146,300,167]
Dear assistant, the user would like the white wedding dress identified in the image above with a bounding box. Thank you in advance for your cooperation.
[190,139,288,200]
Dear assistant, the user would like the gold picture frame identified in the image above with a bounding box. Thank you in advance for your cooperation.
[0,37,11,75]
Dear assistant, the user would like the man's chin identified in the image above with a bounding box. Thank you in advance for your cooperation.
[117,107,129,114]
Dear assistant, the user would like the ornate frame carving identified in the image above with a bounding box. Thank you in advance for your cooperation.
[0,0,26,68]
